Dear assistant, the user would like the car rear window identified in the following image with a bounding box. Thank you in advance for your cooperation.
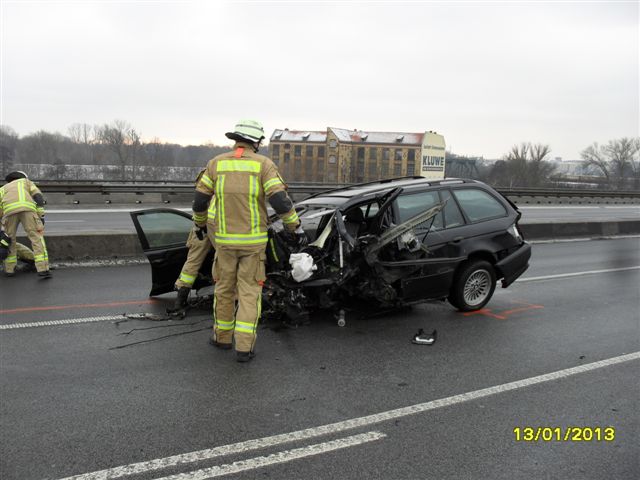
[452,188,507,222]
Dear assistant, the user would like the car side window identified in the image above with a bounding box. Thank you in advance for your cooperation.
[136,211,193,249]
[396,191,443,230]
[439,189,465,228]
[452,188,507,222]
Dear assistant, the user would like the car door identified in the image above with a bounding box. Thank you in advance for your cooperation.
[422,189,470,258]
[130,208,214,296]
[388,190,464,301]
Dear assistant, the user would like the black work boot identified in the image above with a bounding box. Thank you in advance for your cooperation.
[37,270,52,279]
[236,351,255,363]
[173,287,190,310]
[209,336,232,350]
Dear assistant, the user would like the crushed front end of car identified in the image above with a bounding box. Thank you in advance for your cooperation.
[262,193,448,324]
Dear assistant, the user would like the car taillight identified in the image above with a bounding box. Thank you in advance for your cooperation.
[507,223,523,243]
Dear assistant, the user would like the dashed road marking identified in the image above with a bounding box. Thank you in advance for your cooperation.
[516,266,640,283]
[57,351,640,480]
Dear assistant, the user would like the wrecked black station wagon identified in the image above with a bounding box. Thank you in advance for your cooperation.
[131,177,531,324]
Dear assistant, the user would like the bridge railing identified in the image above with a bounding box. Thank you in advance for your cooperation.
[34,181,640,199]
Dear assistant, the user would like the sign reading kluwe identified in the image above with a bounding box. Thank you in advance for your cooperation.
[420,131,446,180]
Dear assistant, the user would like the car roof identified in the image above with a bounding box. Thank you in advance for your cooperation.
[301,176,485,204]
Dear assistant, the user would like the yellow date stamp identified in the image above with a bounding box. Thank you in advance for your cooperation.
[513,426,615,442]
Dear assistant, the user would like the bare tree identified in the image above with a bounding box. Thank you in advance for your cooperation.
[98,120,132,181]
[0,125,19,178]
[68,123,98,164]
[628,138,640,190]
[606,137,637,188]
[581,143,611,186]
[504,143,529,187]
[127,128,142,181]
[490,143,556,188]
[581,138,639,190]
[19,130,67,165]
[526,143,555,187]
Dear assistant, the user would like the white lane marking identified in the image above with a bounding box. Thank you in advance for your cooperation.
[0,316,123,330]
[44,220,86,223]
[529,235,640,244]
[154,432,386,480]
[58,351,640,480]
[516,266,640,283]
[47,208,191,214]
[519,206,640,209]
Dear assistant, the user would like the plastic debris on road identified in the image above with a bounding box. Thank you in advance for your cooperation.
[412,329,437,345]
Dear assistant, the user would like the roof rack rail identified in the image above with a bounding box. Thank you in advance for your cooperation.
[303,176,427,200]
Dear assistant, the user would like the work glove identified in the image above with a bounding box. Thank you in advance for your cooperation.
[195,225,207,241]
[295,226,308,247]
[284,226,308,248]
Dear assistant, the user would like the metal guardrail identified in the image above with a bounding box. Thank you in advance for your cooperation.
[36,181,640,199]
[494,187,640,199]
[36,182,349,196]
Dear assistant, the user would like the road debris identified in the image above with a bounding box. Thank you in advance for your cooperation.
[412,329,437,345]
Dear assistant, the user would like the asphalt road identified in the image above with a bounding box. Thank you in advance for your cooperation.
[0,238,639,479]
[36,204,640,234]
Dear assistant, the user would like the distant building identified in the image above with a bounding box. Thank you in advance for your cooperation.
[268,127,445,183]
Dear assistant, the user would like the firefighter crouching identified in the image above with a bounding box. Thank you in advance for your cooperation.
[0,171,51,278]
[192,120,306,363]
[170,173,216,313]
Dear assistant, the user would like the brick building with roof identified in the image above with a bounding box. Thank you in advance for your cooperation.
[269,127,444,184]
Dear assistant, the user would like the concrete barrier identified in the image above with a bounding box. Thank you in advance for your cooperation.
[520,220,640,240]
[14,220,639,263]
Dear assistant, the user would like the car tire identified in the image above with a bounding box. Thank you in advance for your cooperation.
[448,259,497,311]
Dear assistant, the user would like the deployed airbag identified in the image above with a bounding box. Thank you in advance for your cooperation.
[289,253,317,282]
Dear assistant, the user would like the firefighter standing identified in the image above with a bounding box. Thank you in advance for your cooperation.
[192,120,305,362]
[0,171,51,278]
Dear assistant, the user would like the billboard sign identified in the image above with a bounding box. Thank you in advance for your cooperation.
[420,131,446,180]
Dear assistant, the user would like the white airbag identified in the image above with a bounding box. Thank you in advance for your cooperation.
[289,253,317,282]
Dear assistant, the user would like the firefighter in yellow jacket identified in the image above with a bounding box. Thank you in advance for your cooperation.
[170,173,216,313]
[193,120,305,362]
[0,171,51,278]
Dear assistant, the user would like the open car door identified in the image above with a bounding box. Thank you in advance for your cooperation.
[130,208,214,296]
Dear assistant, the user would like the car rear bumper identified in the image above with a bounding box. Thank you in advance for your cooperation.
[496,242,531,288]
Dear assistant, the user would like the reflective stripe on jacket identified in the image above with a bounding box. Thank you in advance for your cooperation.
[194,142,297,247]
[0,178,43,219]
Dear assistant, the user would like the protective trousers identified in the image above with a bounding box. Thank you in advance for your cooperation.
[212,247,266,353]
[175,229,213,289]
[2,211,48,273]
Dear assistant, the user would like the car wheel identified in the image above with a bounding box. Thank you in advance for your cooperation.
[448,259,496,311]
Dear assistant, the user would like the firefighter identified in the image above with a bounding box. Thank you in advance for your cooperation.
[170,173,216,313]
[193,120,306,362]
[0,233,35,269]
[0,171,51,278]
[0,230,10,262]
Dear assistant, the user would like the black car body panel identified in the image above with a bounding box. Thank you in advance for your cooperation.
[130,208,213,296]
[496,242,532,287]
[131,177,531,317]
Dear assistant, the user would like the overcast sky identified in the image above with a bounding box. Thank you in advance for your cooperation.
[1,0,637,159]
